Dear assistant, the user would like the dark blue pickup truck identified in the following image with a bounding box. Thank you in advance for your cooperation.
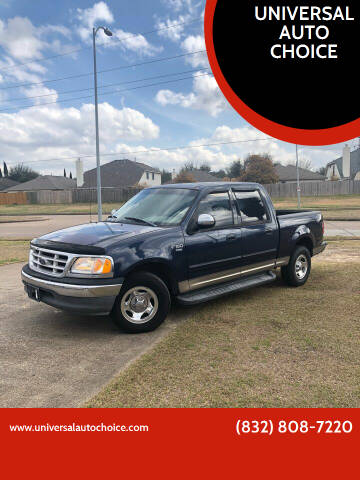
[22,182,326,332]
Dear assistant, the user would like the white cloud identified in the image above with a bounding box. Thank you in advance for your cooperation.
[0,103,159,173]
[156,73,227,116]
[154,32,216,116]
[112,29,162,57]
[162,0,197,14]
[75,2,161,56]
[155,15,189,43]
[18,85,59,105]
[0,17,45,60]
[181,34,208,67]
[75,1,114,42]
[0,16,71,62]
[109,125,296,173]
[38,24,72,39]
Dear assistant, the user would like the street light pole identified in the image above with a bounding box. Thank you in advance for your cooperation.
[92,26,112,222]
[296,144,301,209]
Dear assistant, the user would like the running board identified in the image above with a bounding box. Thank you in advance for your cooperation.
[176,271,277,306]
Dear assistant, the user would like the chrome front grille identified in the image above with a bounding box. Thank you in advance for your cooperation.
[29,246,70,277]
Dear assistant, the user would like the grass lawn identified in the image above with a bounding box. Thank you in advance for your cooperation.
[86,240,360,408]
[0,203,122,216]
[321,210,360,220]
[273,194,360,210]
[274,195,360,220]
[0,239,30,266]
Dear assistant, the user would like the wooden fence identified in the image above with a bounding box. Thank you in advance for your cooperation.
[72,187,142,204]
[0,187,142,205]
[0,181,359,205]
[0,191,28,205]
[263,180,360,198]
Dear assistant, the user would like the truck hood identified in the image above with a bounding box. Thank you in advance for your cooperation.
[33,221,161,251]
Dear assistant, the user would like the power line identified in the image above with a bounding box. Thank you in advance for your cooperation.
[0,67,209,104]
[0,72,212,112]
[12,138,274,165]
[0,17,203,73]
[0,50,206,91]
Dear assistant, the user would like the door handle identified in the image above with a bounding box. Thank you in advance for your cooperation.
[226,234,236,241]
[265,227,273,234]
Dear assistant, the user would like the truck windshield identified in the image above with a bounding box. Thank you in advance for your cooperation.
[111,188,198,226]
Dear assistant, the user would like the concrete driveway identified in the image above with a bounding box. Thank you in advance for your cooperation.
[0,262,187,408]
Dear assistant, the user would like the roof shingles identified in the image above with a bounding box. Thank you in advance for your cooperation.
[0,178,19,191]
[6,176,76,191]
[83,159,160,188]
[275,164,325,182]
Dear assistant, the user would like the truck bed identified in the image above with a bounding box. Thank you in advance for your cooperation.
[276,209,313,217]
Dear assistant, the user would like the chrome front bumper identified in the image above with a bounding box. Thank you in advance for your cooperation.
[21,270,122,298]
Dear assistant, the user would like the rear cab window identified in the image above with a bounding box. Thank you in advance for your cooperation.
[233,190,269,225]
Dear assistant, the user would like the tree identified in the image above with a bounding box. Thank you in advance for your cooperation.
[173,170,195,183]
[64,168,66,177]
[182,161,195,171]
[241,154,279,184]
[0,168,2,178]
[3,162,8,176]
[211,169,225,178]
[161,169,172,184]
[199,162,211,172]
[317,166,326,176]
[8,164,39,183]
[288,158,313,171]
[69,172,73,179]
[211,169,226,178]
[226,160,244,179]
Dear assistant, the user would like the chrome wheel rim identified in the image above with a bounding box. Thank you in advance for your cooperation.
[295,254,308,280]
[120,286,158,324]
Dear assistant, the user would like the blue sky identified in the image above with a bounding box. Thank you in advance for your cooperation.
[0,0,353,176]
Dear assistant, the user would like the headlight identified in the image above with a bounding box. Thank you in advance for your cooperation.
[70,257,113,276]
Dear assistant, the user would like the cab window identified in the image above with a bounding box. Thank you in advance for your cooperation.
[234,190,269,224]
[197,192,234,228]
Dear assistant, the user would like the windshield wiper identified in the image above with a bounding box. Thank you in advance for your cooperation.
[124,217,158,227]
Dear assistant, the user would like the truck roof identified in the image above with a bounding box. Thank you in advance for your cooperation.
[151,182,262,190]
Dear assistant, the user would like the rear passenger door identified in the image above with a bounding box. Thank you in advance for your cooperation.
[184,190,241,290]
[232,189,278,270]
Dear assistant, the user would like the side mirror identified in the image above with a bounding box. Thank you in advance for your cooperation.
[197,214,215,228]
[106,209,117,222]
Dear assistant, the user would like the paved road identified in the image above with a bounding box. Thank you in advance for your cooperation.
[0,215,100,239]
[324,220,360,237]
[1,215,360,239]
[0,263,189,408]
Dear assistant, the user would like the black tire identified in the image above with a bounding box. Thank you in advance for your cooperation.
[112,272,171,333]
[281,246,311,287]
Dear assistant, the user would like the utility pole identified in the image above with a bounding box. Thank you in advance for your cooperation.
[92,26,112,222]
[296,144,301,209]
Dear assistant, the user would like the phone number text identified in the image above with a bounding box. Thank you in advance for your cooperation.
[235,420,353,436]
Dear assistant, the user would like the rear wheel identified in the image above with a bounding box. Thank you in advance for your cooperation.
[112,272,171,333]
[281,246,311,287]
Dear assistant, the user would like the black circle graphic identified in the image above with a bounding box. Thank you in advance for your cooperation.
[213,0,360,130]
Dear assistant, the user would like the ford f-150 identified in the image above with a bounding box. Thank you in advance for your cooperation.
[21,182,327,332]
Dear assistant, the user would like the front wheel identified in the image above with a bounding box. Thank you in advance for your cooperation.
[281,246,311,287]
[112,272,171,333]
